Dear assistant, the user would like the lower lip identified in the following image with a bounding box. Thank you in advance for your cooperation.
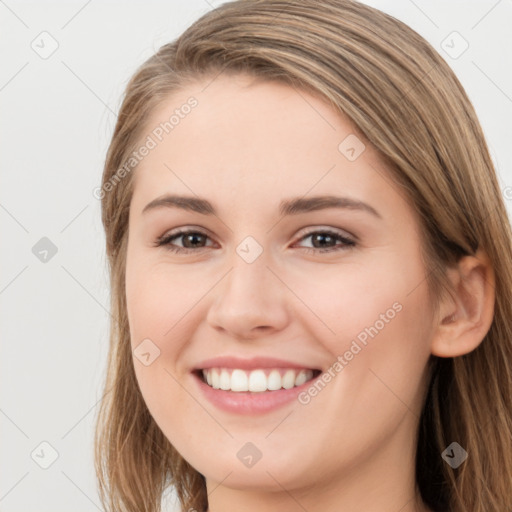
[192,372,318,415]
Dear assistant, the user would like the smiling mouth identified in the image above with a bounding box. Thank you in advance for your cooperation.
[194,367,322,392]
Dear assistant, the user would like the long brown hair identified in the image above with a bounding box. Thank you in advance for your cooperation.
[94,1,512,510]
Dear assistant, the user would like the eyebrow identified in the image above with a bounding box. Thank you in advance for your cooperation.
[142,194,382,219]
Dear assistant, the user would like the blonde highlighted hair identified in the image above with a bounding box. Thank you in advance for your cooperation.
[94,1,512,510]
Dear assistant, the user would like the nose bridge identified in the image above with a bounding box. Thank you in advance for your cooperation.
[206,238,289,337]
[230,241,270,299]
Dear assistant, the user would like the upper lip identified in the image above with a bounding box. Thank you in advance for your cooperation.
[193,356,321,371]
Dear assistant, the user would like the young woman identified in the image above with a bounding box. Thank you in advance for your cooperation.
[94,1,512,511]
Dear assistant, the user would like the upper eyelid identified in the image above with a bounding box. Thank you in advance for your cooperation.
[295,225,355,240]
[159,226,216,243]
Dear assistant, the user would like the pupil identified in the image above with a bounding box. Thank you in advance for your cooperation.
[185,233,204,248]
[314,233,333,247]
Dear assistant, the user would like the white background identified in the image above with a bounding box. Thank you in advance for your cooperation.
[1,1,511,510]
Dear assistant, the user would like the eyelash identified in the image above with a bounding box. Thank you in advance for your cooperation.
[154,228,356,254]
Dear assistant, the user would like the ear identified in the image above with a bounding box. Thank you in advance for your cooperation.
[430,248,496,358]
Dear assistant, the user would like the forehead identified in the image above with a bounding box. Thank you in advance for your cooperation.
[129,74,412,224]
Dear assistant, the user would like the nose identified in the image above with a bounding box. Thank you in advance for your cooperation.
[206,250,290,340]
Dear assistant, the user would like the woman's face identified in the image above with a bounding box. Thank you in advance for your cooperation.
[125,74,436,500]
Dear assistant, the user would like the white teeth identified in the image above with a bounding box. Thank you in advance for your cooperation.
[294,370,307,386]
[267,369,282,390]
[282,369,296,389]
[201,368,315,392]
[248,369,267,392]
[231,369,248,391]
[211,369,220,389]
[219,369,231,390]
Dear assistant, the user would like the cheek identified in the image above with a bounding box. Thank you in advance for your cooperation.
[312,248,433,404]
[125,254,189,351]
[125,254,210,410]
[125,255,198,427]
[285,255,423,353]
[330,258,433,422]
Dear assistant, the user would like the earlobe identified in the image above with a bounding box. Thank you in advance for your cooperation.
[430,249,496,358]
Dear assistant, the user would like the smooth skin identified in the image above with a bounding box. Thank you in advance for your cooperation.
[124,73,495,512]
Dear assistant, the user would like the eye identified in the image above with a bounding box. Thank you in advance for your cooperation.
[294,229,356,253]
[155,229,214,253]
[154,228,356,254]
